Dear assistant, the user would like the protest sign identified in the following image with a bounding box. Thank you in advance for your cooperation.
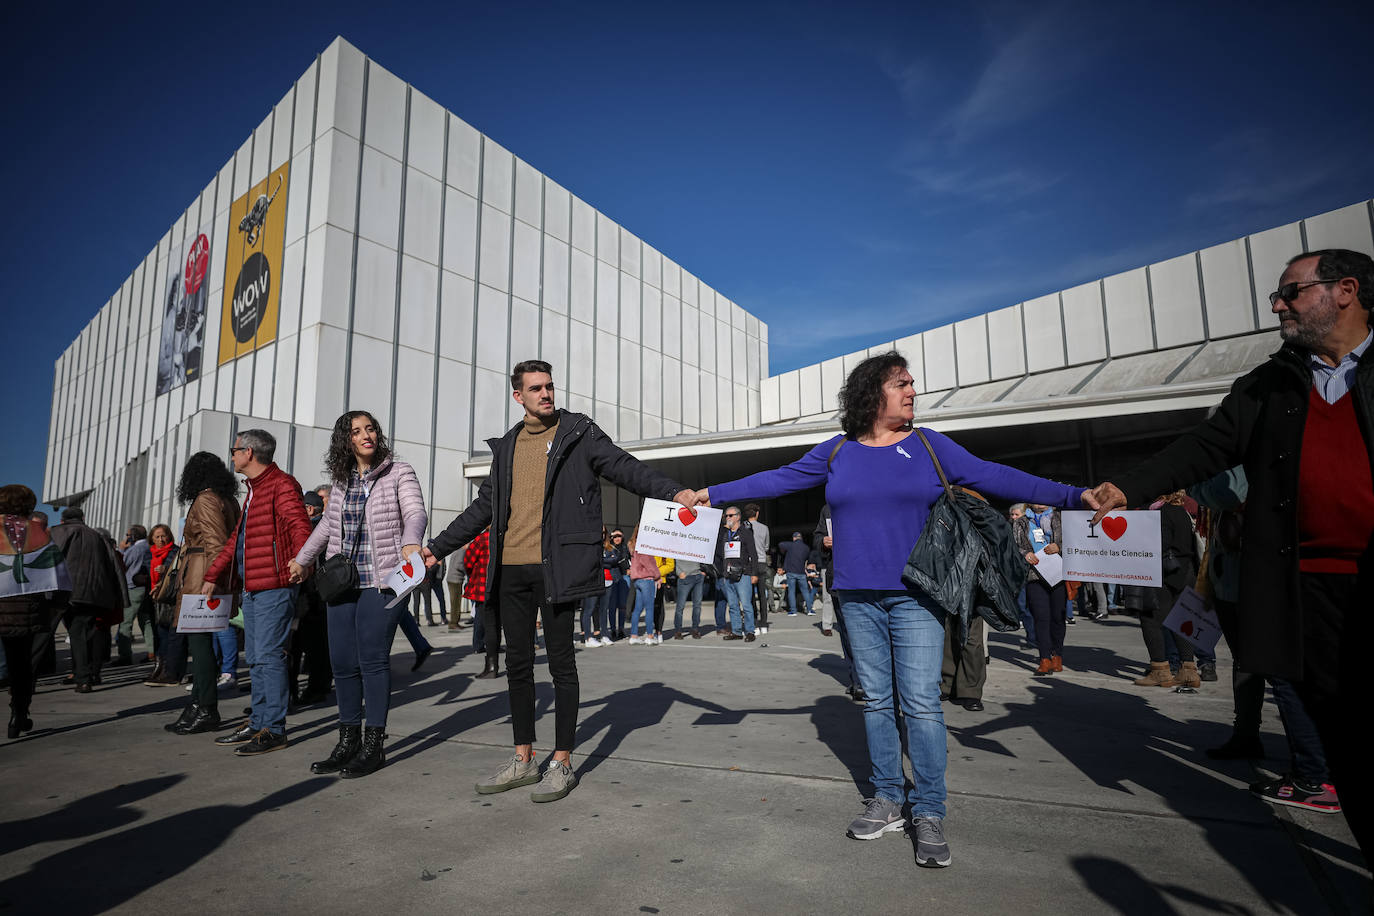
[1061,510,1162,587]
[634,499,722,564]
[1162,586,1222,653]
[177,594,233,632]
[384,553,428,608]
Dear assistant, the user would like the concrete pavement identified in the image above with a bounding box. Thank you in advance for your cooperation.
[1,608,1368,914]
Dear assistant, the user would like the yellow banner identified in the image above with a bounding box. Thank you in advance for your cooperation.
[219,161,290,365]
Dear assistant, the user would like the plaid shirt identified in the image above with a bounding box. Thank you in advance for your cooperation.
[340,470,374,588]
[462,530,489,602]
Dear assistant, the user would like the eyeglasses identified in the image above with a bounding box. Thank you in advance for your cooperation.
[1268,279,1341,307]
[229,446,248,454]
[611,534,623,539]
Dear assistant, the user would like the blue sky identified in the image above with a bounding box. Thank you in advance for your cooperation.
[5,0,1373,513]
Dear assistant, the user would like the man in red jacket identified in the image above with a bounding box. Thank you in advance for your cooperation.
[201,429,310,756]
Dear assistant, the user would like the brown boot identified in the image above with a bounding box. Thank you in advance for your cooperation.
[1133,662,1177,687]
[1174,661,1202,688]
[1034,658,1054,676]
[1051,655,1064,673]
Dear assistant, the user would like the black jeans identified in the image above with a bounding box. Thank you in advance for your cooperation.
[1213,599,1264,736]
[188,633,219,710]
[499,564,578,751]
[753,562,771,627]
[65,604,104,686]
[1138,585,1195,663]
[159,625,189,680]
[3,635,34,715]
[1293,571,1369,871]
[289,610,332,699]
[1025,579,1066,659]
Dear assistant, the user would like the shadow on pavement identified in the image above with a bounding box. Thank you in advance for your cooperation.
[0,778,331,915]
[0,775,184,857]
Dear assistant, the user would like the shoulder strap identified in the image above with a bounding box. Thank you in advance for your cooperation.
[826,437,846,470]
[914,429,953,496]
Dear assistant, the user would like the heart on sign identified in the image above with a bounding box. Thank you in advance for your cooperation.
[678,507,698,526]
[402,562,414,577]
[1101,516,1128,541]
[207,598,221,610]
[1180,620,1195,637]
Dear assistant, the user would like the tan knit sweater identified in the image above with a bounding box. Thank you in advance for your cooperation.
[501,414,559,565]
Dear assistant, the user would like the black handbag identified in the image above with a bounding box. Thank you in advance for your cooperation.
[315,492,368,603]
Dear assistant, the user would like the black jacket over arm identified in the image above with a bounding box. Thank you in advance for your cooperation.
[1113,343,1374,680]
[429,410,686,606]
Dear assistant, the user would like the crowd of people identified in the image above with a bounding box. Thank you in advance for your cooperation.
[1,248,1368,884]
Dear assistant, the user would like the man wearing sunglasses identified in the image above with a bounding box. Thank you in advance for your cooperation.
[1085,248,1374,877]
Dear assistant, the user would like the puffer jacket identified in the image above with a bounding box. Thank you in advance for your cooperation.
[295,457,427,577]
[175,490,240,623]
[205,463,310,593]
[49,520,124,610]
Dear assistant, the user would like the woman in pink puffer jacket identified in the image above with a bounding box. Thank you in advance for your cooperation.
[291,410,427,779]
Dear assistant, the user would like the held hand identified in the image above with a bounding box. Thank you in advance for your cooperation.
[691,488,712,508]
[200,581,216,597]
[822,535,832,549]
[1024,552,1039,566]
[288,560,306,584]
[421,546,438,569]
[1085,483,1127,524]
[672,489,698,512]
[1043,544,1060,556]
[401,544,422,564]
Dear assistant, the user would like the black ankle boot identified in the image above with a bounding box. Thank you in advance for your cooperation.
[475,654,501,679]
[340,726,386,778]
[165,704,199,733]
[8,705,34,739]
[311,724,362,774]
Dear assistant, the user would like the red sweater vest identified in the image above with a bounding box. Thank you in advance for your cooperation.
[1298,386,1374,573]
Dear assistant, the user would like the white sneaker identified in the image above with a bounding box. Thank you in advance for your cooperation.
[585,636,600,647]
[216,673,236,688]
[759,626,768,635]
[655,634,664,644]
[628,635,644,645]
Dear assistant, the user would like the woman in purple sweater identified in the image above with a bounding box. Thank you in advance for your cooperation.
[699,352,1085,869]
[291,410,427,779]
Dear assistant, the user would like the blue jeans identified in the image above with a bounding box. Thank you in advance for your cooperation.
[327,588,394,728]
[241,586,298,735]
[674,574,705,629]
[629,578,657,635]
[785,572,814,614]
[581,588,611,637]
[213,626,238,676]
[395,606,432,656]
[838,588,947,819]
[721,578,755,634]
[610,573,630,632]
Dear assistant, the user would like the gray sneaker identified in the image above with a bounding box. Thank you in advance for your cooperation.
[530,760,577,803]
[913,816,951,867]
[846,797,905,840]
[475,753,541,795]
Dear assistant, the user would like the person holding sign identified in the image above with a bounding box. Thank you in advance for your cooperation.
[1132,492,1203,689]
[1085,249,1374,874]
[695,351,1087,869]
[422,360,696,804]
[289,410,427,779]
[1013,505,1066,677]
[163,453,241,736]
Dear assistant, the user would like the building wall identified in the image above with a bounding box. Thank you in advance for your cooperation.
[44,38,770,537]
[761,199,1374,424]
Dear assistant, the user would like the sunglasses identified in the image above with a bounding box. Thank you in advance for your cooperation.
[1268,279,1341,307]
[724,512,739,518]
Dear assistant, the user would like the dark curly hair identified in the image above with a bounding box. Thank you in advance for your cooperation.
[176,452,239,505]
[325,410,392,484]
[838,351,909,438]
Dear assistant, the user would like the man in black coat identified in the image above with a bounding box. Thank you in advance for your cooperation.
[49,508,125,691]
[424,359,695,803]
[1087,248,1374,874]
[713,506,758,640]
